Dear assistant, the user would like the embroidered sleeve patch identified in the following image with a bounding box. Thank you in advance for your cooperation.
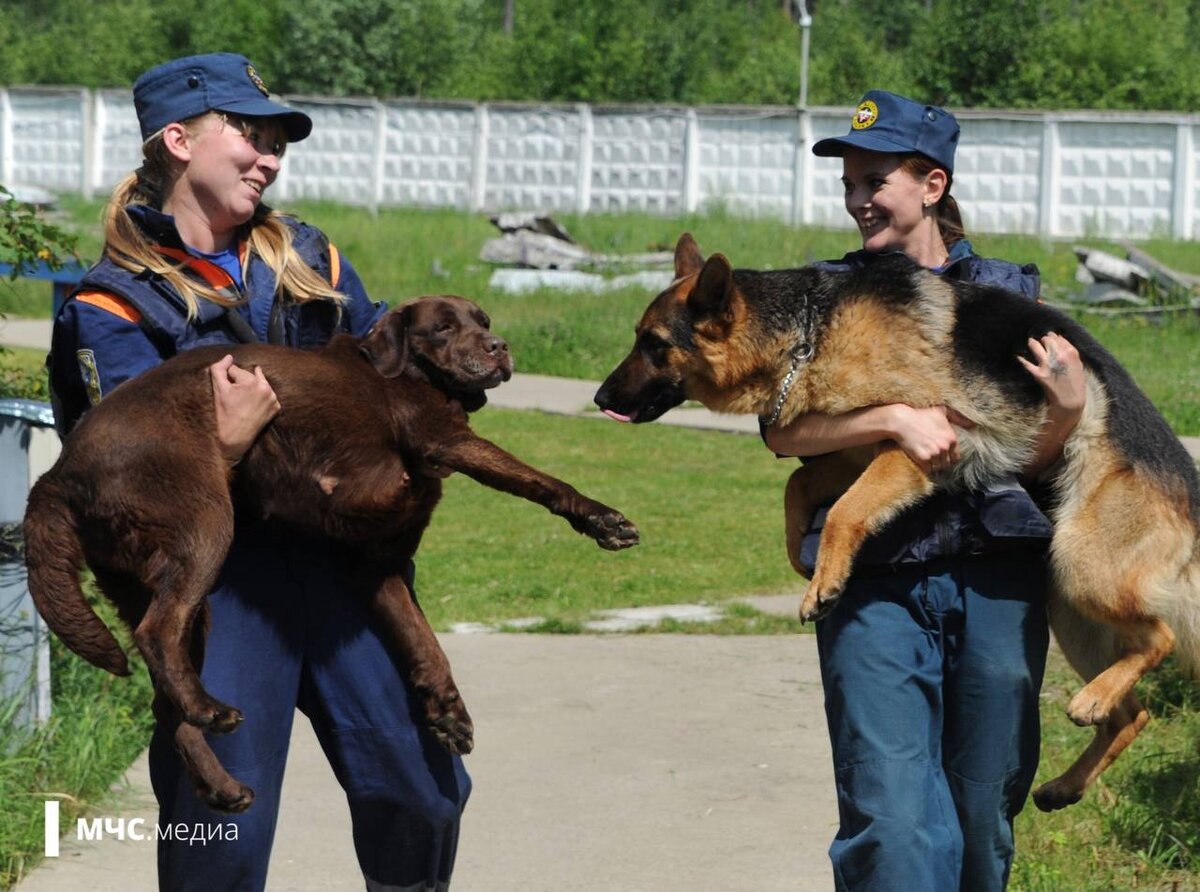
[76,349,103,405]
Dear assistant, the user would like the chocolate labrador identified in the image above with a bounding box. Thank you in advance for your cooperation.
[25,295,639,812]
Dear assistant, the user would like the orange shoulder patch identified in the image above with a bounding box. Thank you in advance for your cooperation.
[75,291,142,324]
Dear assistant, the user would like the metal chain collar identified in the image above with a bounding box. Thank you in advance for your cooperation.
[759,297,815,429]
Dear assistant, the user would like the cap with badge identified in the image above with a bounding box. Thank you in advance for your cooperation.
[133,52,312,144]
[812,90,960,174]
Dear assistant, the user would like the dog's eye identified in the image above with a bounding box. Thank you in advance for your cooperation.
[639,332,671,358]
[435,322,455,334]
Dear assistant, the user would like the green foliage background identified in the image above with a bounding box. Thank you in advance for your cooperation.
[1,0,1198,110]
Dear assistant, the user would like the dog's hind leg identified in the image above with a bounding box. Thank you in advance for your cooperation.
[801,446,934,621]
[132,499,241,734]
[361,569,474,755]
[152,689,255,814]
[1032,689,1149,811]
[1050,462,1190,727]
[1065,618,1174,726]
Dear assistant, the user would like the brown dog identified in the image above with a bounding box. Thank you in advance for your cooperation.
[596,233,1200,812]
[25,295,639,812]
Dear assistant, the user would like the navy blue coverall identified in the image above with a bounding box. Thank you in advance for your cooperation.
[50,204,470,892]
[800,240,1052,892]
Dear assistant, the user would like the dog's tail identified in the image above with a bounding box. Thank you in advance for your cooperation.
[23,475,130,677]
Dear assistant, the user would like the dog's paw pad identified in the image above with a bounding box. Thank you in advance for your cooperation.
[432,715,475,755]
[1032,780,1082,813]
[591,513,640,550]
[208,706,244,735]
[202,782,255,814]
[185,699,244,733]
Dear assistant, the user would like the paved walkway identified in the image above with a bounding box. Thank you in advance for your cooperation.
[17,634,833,892]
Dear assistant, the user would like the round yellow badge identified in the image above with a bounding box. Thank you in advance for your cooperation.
[851,100,878,130]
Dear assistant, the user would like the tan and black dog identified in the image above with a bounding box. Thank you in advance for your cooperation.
[595,233,1200,812]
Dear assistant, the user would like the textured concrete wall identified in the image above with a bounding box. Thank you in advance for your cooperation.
[2,88,1196,239]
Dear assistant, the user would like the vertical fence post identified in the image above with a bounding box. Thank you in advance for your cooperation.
[274,98,292,203]
[1173,122,1195,241]
[470,103,490,212]
[683,108,700,214]
[0,400,60,733]
[1038,116,1060,238]
[371,99,387,215]
[0,89,13,188]
[80,89,95,201]
[793,108,814,227]
[576,103,593,214]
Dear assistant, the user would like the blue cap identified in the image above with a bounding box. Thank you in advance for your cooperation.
[133,53,312,144]
[812,90,959,174]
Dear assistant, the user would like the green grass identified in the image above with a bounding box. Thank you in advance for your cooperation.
[1011,653,1200,891]
[416,408,804,629]
[0,346,50,401]
[0,594,153,890]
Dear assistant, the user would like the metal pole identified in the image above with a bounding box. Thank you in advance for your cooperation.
[795,1,812,110]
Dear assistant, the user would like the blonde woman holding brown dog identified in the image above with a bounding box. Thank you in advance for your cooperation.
[763,90,1085,892]
[48,53,469,892]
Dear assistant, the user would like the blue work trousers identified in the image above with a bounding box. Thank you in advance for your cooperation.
[815,552,1048,892]
[149,529,470,892]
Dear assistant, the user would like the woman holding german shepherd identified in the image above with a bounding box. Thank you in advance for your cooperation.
[763,91,1086,892]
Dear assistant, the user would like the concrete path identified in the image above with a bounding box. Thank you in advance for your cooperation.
[17,633,834,892]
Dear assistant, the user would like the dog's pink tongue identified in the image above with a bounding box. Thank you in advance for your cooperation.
[602,409,635,423]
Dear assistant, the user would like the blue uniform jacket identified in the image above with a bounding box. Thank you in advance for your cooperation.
[798,239,1054,571]
[49,204,386,435]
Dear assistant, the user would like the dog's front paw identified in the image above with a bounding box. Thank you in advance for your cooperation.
[421,688,475,755]
[574,503,639,550]
[799,571,844,623]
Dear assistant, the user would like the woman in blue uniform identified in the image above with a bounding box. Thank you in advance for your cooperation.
[763,91,1086,892]
[49,53,469,892]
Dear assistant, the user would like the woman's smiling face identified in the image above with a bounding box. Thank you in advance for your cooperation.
[174,112,286,231]
[841,147,944,258]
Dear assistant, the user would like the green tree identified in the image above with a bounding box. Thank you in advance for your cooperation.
[275,0,483,97]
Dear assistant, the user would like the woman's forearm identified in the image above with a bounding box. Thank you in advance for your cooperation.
[764,405,907,457]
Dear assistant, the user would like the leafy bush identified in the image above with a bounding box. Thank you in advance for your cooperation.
[0,186,78,278]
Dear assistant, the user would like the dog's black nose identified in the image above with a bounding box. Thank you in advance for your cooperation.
[485,337,508,355]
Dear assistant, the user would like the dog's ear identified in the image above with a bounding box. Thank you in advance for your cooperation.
[674,233,705,279]
[360,304,412,378]
[687,253,734,321]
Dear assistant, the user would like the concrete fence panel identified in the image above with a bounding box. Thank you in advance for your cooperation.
[1,86,1197,241]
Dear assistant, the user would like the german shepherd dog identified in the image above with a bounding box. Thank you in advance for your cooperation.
[26,295,638,812]
[595,233,1200,812]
